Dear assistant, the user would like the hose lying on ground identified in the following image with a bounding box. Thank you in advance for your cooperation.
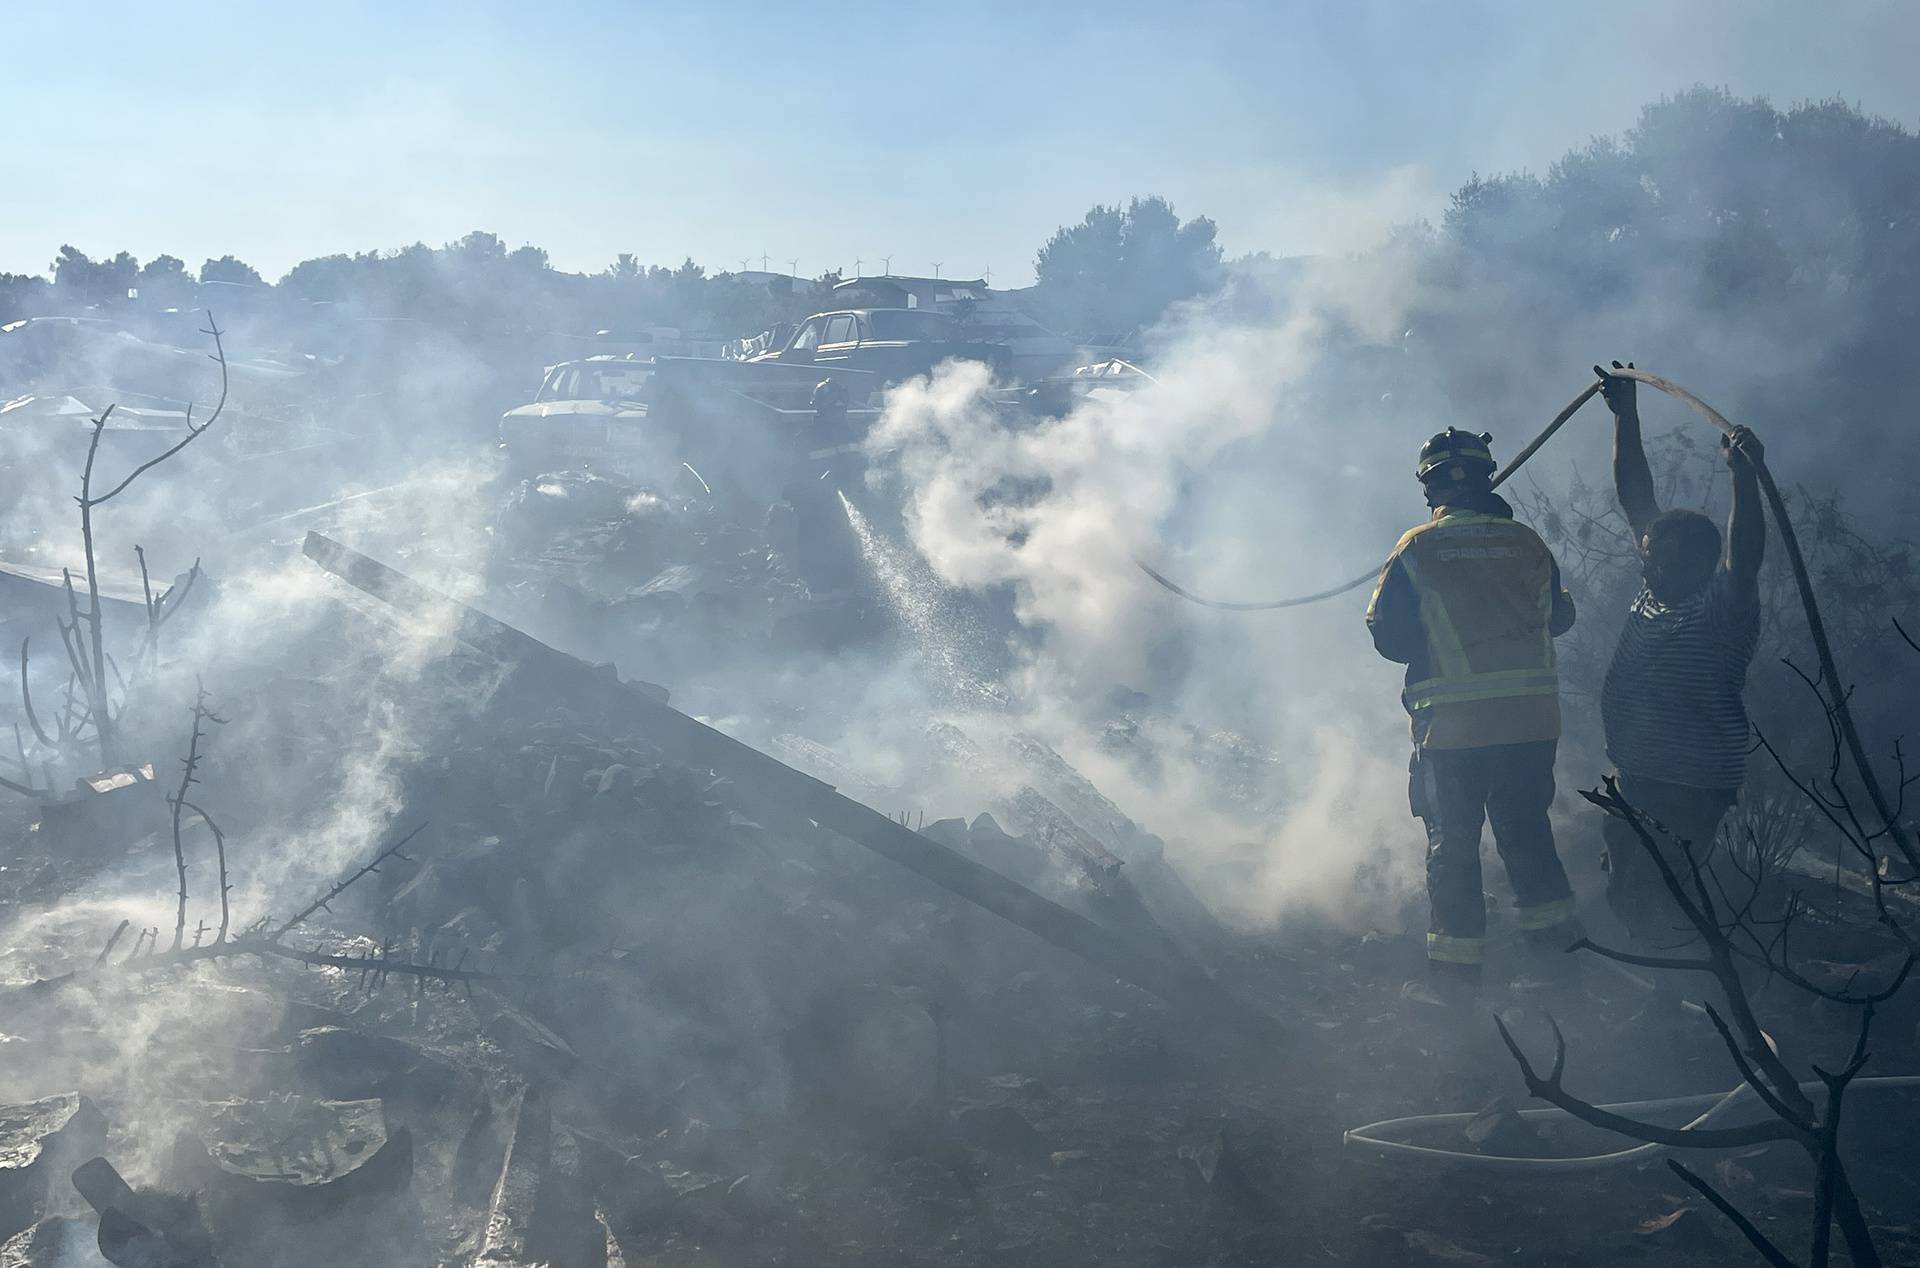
[1135,380,1602,610]
[1343,1076,1920,1172]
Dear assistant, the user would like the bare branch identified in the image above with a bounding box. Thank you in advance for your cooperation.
[95,920,130,965]
[1569,936,1715,975]
[268,822,428,942]
[86,317,228,508]
[1700,1002,1813,1132]
[179,800,231,944]
[18,639,54,748]
[135,544,156,628]
[1493,1013,1792,1150]
[1667,1161,1797,1268]
[152,559,200,631]
[166,683,224,950]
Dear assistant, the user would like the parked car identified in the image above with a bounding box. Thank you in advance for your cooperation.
[748,308,1009,384]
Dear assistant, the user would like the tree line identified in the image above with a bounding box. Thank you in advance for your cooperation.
[6,87,1918,386]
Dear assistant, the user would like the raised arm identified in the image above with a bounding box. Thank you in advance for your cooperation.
[1597,361,1659,538]
[1720,425,1766,603]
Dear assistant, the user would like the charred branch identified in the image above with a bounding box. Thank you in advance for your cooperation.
[15,931,499,998]
[70,316,227,764]
[84,317,228,509]
[1667,1160,1798,1268]
[268,822,428,943]
[179,800,232,944]
[166,684,227,951]
[135,544,202,664]
[1492,1013,1795,1150]
[96,919,131,964]
[18,638,54,751]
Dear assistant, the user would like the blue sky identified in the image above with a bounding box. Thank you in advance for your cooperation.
[8,0,1918,285]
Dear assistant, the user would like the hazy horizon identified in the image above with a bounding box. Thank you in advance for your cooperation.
[10,0,1920,286]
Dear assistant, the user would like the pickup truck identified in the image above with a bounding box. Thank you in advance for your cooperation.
[747,308,1009,385]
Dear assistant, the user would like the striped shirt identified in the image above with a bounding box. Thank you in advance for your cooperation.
[1601,572,1760,791]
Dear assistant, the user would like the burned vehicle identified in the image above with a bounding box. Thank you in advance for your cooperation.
[497,354,660,477]
[498,351,881,504]
[748,308,1011,384]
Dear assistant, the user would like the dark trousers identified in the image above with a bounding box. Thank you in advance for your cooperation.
[1412,740,1575,965]
[1602,771,1737,949]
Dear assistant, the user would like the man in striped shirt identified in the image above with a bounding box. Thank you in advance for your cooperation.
[1596,362,1765,947]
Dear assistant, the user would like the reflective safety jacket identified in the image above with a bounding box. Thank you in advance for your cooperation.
[1366,497,1576,750]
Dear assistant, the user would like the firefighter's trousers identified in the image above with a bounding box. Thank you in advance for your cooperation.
[1412,739,1575,965]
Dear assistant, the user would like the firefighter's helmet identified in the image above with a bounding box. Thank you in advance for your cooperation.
[1416,428,1496,484]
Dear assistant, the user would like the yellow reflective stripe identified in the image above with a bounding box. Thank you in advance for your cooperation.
[1397,551,1474,680]
[1515,897,1576,930]
[1429,512,1506,529]
[1403,668,1560,710]
[1533,537,1556,663]
[1427,933,1485,964]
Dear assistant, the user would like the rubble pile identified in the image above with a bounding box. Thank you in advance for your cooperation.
[0,568,1297,1265]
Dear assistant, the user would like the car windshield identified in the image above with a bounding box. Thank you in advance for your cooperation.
[539,362,653,403]
[862,310,956,341]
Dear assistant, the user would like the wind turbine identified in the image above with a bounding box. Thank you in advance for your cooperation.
[880,255,892,275]
[932,262,942,278]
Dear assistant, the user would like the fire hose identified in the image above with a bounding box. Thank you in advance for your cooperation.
[1134,380,1601,610]
[1342,1076,1920,1172]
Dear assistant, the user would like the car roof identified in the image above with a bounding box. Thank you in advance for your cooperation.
[551,354,650,369]
[804,308,947,320]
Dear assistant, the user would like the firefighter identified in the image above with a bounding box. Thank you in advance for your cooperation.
[1366,428,1580,1004]
[771,377,864,596]
[806,375,853,454]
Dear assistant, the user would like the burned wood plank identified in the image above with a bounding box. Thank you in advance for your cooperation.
[478,1084,551,1267]
[302,531,1283,1041]
[71,1156,215,1268]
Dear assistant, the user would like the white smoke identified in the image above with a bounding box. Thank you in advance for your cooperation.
[867,244,1449,927]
